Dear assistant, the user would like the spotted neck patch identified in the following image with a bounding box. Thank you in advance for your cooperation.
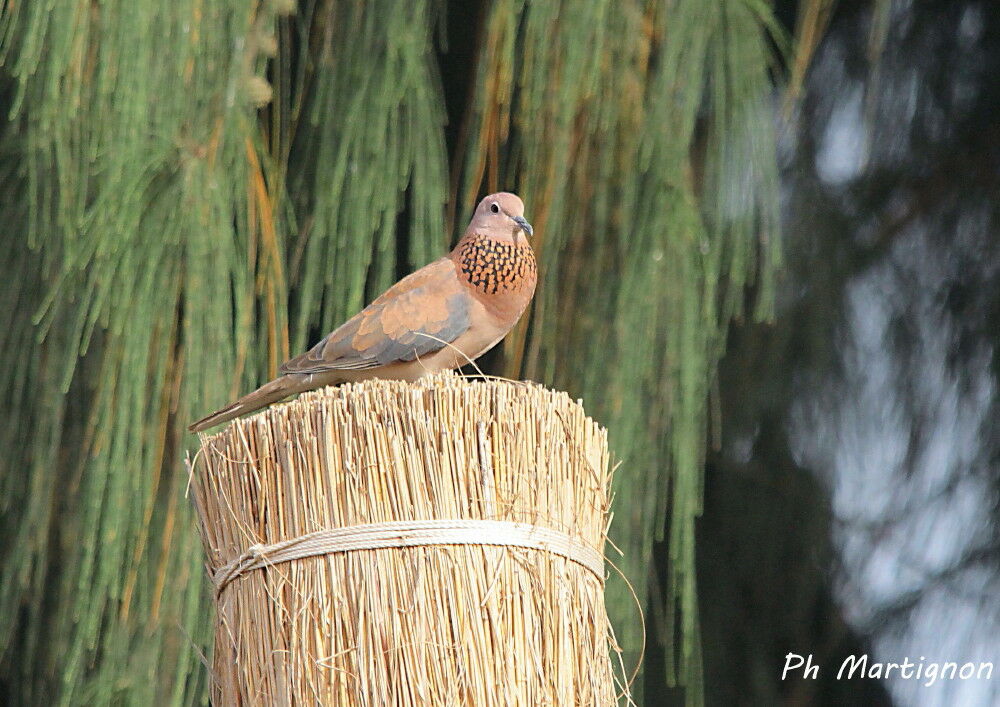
[455,233,537,296]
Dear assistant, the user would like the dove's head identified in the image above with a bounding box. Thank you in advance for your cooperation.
[468,192,533,243]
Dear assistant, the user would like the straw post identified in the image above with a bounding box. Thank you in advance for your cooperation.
[189,372,627,704]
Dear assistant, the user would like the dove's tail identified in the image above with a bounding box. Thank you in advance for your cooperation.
[188,376,305,433]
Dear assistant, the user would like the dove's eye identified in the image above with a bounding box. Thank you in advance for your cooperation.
[490,203,500,214]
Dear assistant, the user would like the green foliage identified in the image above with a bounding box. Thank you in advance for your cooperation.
[284,0,449,351]
[0,0,287,702]
[0,1,782,703]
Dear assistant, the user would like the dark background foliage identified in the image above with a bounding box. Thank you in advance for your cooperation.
[681,1,1000,704]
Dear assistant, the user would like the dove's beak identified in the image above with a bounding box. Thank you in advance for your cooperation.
[512,215,533,237]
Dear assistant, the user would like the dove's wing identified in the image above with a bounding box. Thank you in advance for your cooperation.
[280,258,473,374]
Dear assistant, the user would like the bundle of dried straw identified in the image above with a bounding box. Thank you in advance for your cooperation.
[189,372,628,705]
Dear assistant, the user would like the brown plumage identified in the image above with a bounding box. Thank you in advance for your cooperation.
[189,192,536,432]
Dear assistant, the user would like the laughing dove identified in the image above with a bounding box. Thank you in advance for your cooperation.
[189,192,536,432]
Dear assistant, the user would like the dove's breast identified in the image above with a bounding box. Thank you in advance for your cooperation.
[439,232,537,363]
[453,234,537,312]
